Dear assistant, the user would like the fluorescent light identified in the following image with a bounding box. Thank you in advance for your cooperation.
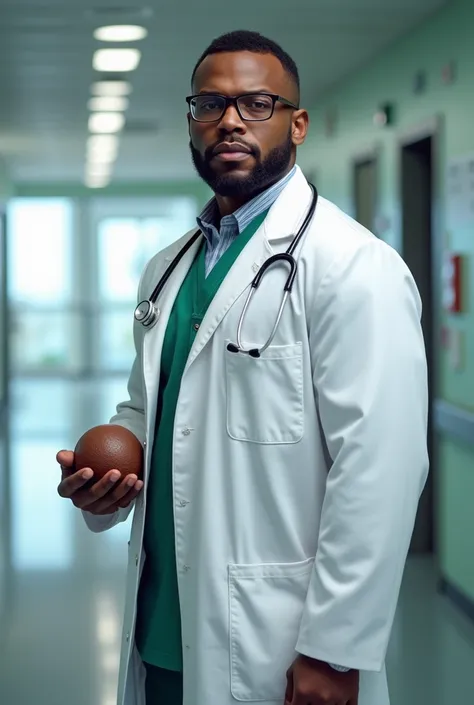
[93,48,141,72]
[87,137,119,163]
[87,134,119,153]
[91,80,132,97]
[94,25,148,42]
[86,163,112,178]
[88,96,129,112]
[89,112,125,134]
[85,174,111,189]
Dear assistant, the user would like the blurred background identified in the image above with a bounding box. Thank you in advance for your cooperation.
[0,0,473,703]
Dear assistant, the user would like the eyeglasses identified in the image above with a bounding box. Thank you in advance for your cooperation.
[186,93,298,123]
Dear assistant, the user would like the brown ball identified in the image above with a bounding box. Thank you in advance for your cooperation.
[74,424,144,484]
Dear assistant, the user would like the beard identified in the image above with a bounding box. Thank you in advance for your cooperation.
[189,129,293,200]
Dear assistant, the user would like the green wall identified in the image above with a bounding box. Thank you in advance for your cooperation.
[299,0,474,600]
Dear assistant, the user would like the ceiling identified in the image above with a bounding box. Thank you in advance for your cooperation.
[0,0,448,185]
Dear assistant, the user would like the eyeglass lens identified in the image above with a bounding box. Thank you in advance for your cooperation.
[191,94,274,122]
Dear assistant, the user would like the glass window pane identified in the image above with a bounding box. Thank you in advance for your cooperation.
[9,310,83,373]
[98,219,155,302]
[7,198,73,304]
[98,310,135,371]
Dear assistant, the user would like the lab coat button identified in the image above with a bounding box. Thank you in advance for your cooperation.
[182,428,191,436]
[183,565,191,572]
[179,500,188,507]
[193,323,200,331]
[126,633,130,642]
[135,555,139,566]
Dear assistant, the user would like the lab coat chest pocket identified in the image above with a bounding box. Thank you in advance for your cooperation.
[225,342,304,444]
[229,558,314,702]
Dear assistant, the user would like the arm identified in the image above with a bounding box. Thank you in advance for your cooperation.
[82,264,149,534]
[296,238,429,671]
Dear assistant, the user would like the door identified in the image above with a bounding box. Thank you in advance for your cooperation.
[354,158,377,232]
[401,136,435,554]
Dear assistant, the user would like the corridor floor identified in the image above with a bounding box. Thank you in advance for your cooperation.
[0,378,472,705]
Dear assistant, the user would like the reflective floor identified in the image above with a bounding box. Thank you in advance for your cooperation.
[0,378,473,705]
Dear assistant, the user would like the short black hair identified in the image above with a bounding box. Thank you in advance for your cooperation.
[191,30,300,98]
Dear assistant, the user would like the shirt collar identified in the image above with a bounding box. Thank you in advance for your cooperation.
[197,166,297,242]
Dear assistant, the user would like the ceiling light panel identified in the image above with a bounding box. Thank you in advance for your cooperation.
[94,25,148,42]
[89,112,125,134]
[88,96,129,112]
[93,48,141,72]
[91,81,132,97]
[85,174,111,189]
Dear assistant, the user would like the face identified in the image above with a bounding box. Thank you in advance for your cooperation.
[188,51,308,202]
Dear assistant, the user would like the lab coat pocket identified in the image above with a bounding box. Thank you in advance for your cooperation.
[225,341,304,444]
[229,557,314,702]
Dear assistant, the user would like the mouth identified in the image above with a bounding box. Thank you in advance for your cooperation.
[212,142,253,163]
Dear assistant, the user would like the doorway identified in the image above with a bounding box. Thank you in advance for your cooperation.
[401,134,436,554]
[354,157,377,232]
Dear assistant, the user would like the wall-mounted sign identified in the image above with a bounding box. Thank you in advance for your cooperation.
[446,152,474,228]
[442,61,457,85]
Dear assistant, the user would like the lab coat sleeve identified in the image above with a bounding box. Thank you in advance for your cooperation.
[295,238,429,672]
[82,261,150,534]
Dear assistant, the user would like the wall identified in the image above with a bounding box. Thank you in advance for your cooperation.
[15,178,212,208]
[299,0,474,600]
[0,157,13,408]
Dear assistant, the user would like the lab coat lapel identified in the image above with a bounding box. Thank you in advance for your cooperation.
[185,167,312,371]
[142,231,203,427]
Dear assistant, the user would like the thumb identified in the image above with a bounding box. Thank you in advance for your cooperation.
[56,449,74,468]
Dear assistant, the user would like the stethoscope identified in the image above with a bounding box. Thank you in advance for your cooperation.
[134,184,318,359]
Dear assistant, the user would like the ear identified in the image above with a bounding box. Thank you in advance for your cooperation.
[291,109,309,147]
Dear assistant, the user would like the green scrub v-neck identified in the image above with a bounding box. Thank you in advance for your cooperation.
[135,210,268,673]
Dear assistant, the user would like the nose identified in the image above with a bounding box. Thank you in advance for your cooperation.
[217,103,246,134]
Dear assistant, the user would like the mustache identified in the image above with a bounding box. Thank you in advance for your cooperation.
[204,139,259,161]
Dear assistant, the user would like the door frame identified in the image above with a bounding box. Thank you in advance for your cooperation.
[396,114,444,342]
[351,142,382,228]
[396,114,444,563]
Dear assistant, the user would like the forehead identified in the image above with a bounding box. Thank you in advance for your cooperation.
[193,51,294,97]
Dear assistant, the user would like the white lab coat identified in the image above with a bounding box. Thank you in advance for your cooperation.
[83,166,428,705]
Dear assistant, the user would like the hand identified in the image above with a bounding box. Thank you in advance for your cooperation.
[285,655,359,705]
[56,449,144,516]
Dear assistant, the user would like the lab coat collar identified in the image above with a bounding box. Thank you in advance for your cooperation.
[185,166,312,372]
[262,165,313,245]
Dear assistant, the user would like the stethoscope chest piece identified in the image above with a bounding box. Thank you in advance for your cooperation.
[135,299,160,328]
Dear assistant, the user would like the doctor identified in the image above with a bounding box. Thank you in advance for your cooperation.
[57,29,429,705]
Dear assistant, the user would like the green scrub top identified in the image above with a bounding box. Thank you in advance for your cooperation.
[135,210,268,672]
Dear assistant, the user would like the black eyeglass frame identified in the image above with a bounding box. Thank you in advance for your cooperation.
[186,93,299,123]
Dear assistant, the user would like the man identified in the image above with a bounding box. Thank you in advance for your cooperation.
[57,30,429,705]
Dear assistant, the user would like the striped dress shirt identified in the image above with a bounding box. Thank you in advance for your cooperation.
[197,166,297,277]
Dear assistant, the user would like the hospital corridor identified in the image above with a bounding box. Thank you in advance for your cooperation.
[1,1,474,704]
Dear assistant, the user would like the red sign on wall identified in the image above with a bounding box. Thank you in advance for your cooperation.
[442,253,463,313]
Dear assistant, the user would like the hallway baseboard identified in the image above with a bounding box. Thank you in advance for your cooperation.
[439,576,474,623]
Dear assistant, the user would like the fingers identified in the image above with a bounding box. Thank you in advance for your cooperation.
[56,449,74,469]
[84,475,144,514]
[57,467,94,498]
